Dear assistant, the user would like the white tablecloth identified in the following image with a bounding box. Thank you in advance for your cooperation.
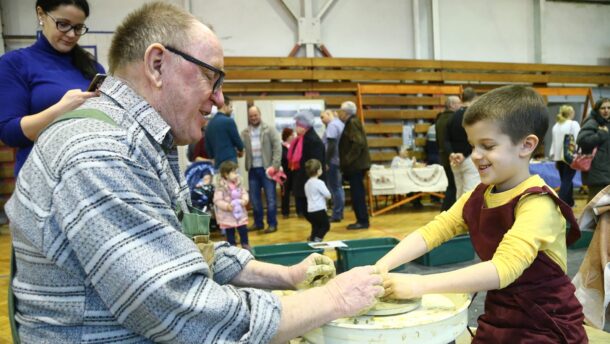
[369,165,448,196]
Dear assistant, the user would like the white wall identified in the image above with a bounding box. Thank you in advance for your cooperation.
[194,0,296,57]
[1,0,609,66]
[544,1,610,65]
[438,0,536,62]
[322,0,413,58]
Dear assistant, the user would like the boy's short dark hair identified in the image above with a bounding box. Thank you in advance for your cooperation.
[463,85,548,145]
[218,160,238,178]
[305,159,321,177]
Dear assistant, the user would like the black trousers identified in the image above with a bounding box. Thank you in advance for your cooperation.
[441,161,457,211]
[346,170,369,225]
[281,173,293,216]
[555,161,576,207]
[306,209,330,241]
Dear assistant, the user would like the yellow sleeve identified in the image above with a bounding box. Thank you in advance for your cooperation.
[417,192,470,250]
[491,194,567,288]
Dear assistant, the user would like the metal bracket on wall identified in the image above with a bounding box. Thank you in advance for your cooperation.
[281,0,335,57]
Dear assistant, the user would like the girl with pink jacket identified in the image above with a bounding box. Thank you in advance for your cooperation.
[214,161,250,250]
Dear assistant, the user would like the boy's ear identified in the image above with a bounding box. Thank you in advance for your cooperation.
[520,134,539,157]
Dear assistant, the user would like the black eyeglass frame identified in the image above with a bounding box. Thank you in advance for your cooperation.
[46,12,89,36]
[165,46,225,94]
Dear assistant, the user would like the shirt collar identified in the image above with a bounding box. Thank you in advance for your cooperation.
[100,76,173,149]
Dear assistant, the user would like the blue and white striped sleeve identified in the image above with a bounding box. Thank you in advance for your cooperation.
[52,137,281,343]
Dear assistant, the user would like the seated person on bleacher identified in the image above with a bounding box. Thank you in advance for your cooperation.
[391,146,417,168]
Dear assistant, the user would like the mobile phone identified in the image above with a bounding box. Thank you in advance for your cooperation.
[87,73,107,92]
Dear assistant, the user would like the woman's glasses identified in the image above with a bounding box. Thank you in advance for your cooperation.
[46,13,89,36]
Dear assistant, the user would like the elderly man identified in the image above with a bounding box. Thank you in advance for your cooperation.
[338,101,371,230]
[6,3,383,343]
[241,105,282,233]
[321,109,345,222]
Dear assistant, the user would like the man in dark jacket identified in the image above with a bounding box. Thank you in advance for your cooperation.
[445,87,480,198]
[436,95,461,211]
[338,101,371,229]
[205,96,244,168]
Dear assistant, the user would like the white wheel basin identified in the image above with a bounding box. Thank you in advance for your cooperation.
[302,293,471,344]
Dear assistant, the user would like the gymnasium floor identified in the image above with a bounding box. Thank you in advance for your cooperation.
[1,196,609,343]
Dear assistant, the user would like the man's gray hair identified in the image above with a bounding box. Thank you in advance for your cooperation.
[108,2,199,73]
[445,96,461,110]
[340,101,357,116]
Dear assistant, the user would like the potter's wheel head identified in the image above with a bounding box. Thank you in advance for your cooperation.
[365,297,422,316]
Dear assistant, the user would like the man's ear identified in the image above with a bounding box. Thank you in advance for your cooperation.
[520,134,539,157]
[143,44,165,88]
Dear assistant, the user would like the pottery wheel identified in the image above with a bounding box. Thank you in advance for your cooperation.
[365,297,422,316]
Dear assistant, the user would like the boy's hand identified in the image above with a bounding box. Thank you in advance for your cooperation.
[374,262,392,297]
[383,273,424,300]
[226,203,233,211]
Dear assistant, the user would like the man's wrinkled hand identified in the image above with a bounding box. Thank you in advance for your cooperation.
[324,265,384,318]
[292,253,336,289]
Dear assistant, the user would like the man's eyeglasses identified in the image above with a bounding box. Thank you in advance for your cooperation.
[46,13,89,36]
[165,46,225,94]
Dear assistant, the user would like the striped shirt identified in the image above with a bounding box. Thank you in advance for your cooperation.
[249,126,263,168]
[6,76,281,343]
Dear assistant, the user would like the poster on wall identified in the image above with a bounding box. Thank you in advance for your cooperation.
[273,100,325,138]
[402,123,414,148]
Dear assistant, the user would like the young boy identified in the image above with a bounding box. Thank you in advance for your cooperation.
[304,159,332,242]
[377,85,586,343]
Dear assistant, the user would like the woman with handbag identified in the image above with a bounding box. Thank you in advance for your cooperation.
[549,105,580,206]
[577,98,610,202]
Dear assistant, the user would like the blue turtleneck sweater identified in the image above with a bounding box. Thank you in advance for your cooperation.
[0,33,105,175]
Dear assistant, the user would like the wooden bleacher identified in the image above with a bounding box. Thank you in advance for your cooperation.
[223,56,604,162]
[355,84,463,163]
[221,56,606,216]
[223,57,610,95]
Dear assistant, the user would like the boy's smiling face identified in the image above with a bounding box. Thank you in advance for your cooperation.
[465,120,536,192]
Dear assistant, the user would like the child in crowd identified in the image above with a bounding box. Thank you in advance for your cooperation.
[390,145,417,168]
[391,145,423,208]
[192,172,215,211]
[304,159,331,242]
[213,161,250,250]
[377,85,586,343]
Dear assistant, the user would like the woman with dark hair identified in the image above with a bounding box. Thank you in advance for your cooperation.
[0,0,105,175]
[577,98,610,202]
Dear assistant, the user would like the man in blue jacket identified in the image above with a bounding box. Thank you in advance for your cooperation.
[205,95,244,168]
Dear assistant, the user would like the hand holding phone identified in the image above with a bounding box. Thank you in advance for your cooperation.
[87,73,107,92]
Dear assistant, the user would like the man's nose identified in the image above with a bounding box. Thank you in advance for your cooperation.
[211,89,225,108]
